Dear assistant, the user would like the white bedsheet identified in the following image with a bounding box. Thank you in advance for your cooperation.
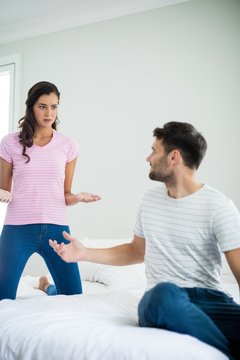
[0,286,228,360]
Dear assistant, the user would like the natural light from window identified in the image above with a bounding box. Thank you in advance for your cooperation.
[0,70,11,231]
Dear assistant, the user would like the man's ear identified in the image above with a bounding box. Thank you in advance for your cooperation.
[169,149,181,165]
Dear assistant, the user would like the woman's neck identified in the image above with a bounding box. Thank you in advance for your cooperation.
[34,128,54,140]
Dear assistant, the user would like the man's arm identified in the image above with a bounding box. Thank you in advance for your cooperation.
[49,231,145,266]
[224,248,240,288]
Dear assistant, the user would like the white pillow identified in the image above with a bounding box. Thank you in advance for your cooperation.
[78,238,146,289]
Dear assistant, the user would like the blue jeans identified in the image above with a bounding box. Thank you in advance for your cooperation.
[0,224,82,300]
[138,282,240,360]
[45,284,58,295]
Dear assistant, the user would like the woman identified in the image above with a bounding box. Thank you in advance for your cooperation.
[0,81,101,300]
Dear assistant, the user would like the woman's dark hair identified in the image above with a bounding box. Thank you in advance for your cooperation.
[18,81,60,163]
[153,122,207,169]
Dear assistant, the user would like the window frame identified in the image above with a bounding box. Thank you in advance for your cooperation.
[0,54,21,231]
[0,53,21,133]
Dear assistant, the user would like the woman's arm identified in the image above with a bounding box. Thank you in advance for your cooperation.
[64,158,101,206]
[0,157,13,202]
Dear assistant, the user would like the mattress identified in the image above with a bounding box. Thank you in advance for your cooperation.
[0,237,237,360]
[0,279,228,360]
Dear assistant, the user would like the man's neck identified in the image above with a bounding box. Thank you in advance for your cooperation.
[166,174,203,199]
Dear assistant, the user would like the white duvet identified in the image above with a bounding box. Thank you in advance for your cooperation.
[0,286,228,360]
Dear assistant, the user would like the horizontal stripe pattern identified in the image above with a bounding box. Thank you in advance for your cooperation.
[134,184,240,291]
[0,130,79,225]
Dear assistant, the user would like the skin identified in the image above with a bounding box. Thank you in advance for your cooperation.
[0,189,12,202]
[0,159,12,193]
[0,92,101,206]
[49,137,240,288]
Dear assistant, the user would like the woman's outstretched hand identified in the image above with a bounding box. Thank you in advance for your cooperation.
[49,231,86,263]
[65,192,102,205]
[76,192,101,203]
[0,189,12,203]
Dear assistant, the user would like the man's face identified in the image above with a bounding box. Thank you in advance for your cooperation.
[146,139,173,183]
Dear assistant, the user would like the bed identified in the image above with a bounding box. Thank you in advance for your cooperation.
[0,238,238,360]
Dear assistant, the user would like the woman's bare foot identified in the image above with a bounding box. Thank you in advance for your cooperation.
[38,276,50,292]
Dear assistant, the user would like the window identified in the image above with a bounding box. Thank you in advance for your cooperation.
[0,54,21,231]
[0,65,13,136]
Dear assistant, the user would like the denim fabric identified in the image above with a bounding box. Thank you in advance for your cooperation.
[46,284,58,296]
[138,282,240,360]
[0,224,82,300]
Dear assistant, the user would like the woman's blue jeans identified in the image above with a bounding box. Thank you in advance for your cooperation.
[0,224,82,300]
[138,282,240,360]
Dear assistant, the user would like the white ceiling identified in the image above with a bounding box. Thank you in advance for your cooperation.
[0,0,189,45]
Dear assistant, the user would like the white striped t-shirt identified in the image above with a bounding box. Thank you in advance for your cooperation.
[0,130,79,225]
[134,184,240,291]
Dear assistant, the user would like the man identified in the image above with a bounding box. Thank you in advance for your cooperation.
[50,122,240,360]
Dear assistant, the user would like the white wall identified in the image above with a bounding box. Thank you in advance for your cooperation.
[0,0,239,274]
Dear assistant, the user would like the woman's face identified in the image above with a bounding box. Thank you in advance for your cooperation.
[33,92,59,129]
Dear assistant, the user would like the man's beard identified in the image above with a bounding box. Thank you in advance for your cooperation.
[149,170,173,183]
[148,157,174,183]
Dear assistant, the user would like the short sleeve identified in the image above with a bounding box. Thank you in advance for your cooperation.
[133,204,144,238]
[0,135,12,163]
[212,199,240,252]
[66,137,80,163]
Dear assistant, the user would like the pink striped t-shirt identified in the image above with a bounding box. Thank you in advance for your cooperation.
[0,130,79,225]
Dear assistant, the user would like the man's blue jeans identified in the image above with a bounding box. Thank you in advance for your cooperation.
[138,282,240,360]
[0,224,82,300]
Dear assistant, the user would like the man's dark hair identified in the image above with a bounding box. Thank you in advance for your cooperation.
[153,122,207,169]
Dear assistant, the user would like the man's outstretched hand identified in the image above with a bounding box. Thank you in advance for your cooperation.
[49,231,85,263]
